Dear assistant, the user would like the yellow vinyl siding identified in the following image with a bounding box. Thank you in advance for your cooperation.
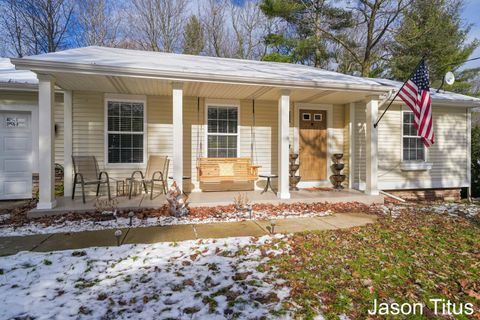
[353,102,469,189]
[240,99,278,178]
[353,102,366,186]
[0,91,37,105]
[54,95,64,165]
[332,104,345,154]
[71,91,351,193]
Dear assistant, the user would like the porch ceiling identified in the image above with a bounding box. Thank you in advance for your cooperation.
[50,72,376,104]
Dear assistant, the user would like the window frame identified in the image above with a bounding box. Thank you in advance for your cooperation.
[204,99,240,158]
[104,94,147,167]
[401,109,427,162]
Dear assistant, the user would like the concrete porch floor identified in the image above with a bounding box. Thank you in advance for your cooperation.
[28,188,383,217]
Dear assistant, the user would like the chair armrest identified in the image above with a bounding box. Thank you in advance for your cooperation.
[98,171,110,182]
[129,170,144,181]
[74,172,85,183]
[151,171,164,181]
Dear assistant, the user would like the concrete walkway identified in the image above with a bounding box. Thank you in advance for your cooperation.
[0,213,377,256]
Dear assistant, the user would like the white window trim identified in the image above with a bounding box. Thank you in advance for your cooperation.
[401,109,432,171]
[293,103,333,188]
[204,99,240,158]
[104,94,147,168]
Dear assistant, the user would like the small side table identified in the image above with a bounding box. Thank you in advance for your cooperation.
[259,174,278,195]
[168,176,191,195]
[110,177,125,197]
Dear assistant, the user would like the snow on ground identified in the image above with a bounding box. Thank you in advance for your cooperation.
[0,210,333,237]
[0,235,292,320]
[379,202,480,219]
[425,202,480,218]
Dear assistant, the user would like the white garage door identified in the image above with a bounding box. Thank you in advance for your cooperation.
[0,111,32,200]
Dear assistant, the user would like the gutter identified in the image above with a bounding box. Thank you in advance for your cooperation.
[389,98,480,108]
[11,58,395,94]
[0,82,63,93]
[0,82,38,92]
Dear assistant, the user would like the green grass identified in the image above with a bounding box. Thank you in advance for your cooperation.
[265,213,480,319]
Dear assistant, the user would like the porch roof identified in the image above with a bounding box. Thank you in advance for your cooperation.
[0,58,38,90]
[372,78,480,106]
[11,46,392,95]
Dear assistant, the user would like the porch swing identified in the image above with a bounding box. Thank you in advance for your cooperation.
[196,98,260,184]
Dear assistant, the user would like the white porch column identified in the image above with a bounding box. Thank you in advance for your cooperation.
[278,90,290,199]
[37,75,56,209]
[467,108,472,200]
[365,97,379,195]
[63,90,73,197]
[348,103,355,189]
[172,82,183,191]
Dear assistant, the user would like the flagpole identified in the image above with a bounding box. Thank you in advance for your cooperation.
[374,56,426,128]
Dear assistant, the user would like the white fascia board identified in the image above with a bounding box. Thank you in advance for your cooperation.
[391,98,480,108]
[11,59,395,94]
[0,82,38,91]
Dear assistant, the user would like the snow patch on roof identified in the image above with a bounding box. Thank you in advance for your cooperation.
[372,77,480,103]
[19,46,383,87]
[0,58,37,85]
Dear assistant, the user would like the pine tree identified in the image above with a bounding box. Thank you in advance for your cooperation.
[389,0,478,87]
[183,15,204,55]
[260,0,352,67]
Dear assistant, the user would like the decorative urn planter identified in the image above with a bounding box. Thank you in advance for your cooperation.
[330,153,346,191]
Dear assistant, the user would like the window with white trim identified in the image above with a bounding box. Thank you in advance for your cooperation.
[402,111,425,161]
[107,101,145,164]
[207,105,238,157]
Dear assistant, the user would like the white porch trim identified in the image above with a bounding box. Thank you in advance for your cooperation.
[365,97,379,195]
[37,74,56,209]
[278,90,290,199]
[355,180,470,190]
[467,108,472,198]
[63,90,73,197]
[348,103,355,189]
[172,82,184,190]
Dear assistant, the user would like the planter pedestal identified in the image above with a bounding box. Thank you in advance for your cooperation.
[331,153,346,191]
[289,153,301,190]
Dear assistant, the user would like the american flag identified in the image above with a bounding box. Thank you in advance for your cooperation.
[398,60,434,147]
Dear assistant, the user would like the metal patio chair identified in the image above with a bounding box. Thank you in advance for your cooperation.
[128,155,169,200]
[72,156,111,203]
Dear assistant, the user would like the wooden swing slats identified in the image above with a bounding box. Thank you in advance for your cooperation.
[197,157,260,182]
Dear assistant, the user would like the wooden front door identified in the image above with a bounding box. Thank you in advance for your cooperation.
[299,109,327,180]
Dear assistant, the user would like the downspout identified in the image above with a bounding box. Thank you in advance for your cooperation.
[380,190,406,203]
[378,89,395,109]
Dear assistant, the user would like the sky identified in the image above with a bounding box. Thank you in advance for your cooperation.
[460,0,480,69]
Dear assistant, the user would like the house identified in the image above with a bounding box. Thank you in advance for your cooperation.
[6,46,480,210]
[472,108,480,127]
[0,58,64,200]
